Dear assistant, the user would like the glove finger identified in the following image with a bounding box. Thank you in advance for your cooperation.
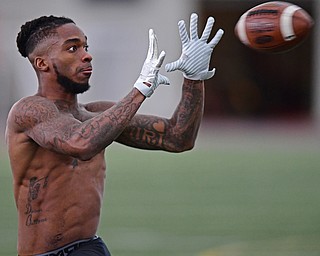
[153,31,159,60]
[158,74,170,86]
[201,16,214,42]
[208,29,224,48]
[207,68,216,79]
[178,20,189,47]
[189,13,199,40]
[165,59,182,72]
[199,68,216,80]
[147,29,157,60]
[156,51,166,69]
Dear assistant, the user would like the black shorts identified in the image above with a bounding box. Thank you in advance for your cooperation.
[36,236,111,256]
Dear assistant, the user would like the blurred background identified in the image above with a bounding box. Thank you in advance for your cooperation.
[0,0,319,255]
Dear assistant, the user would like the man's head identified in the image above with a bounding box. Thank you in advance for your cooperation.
[17,15,75,58]
[17,15,92,94]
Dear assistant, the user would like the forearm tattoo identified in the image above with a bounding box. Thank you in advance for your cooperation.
[174,80,203,127]
[14,91,143,156]
[118,80,204,151]
[74,91,142,150]
[169,80,204,147]
[120,117,167,149]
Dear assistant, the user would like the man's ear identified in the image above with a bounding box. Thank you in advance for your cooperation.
[34,57,49,72]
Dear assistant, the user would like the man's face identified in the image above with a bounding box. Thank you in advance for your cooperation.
[48,23,93,94]
[53,63,90,94]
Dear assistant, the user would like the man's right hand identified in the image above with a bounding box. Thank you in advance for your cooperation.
[134,29,170,97]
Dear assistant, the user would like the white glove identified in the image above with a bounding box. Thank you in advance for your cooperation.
[165,13,224,81]
[134,29,170,97]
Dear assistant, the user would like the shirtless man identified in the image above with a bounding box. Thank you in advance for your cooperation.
[5,14,223,256]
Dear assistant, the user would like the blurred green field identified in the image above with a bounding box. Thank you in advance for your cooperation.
[1,133,320,256]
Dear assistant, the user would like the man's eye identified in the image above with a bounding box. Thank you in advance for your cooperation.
[84,45,89,52]
[68,46,77,52]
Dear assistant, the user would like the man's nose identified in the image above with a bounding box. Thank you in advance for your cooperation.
[82,51,92,62]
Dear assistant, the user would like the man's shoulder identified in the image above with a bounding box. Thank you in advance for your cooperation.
[10,95,56,114]
[7,95,58,130]
[13,95,50,107]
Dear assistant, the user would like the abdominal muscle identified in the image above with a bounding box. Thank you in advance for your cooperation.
[15,151,106,255]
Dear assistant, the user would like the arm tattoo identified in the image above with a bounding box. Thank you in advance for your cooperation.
[13,91,144,157]
[14,97,57,128]
[75,92,142,151]
[118,117,167,149]
[118,80,204,151]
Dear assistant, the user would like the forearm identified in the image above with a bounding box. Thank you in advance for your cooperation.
[116,79,204,152]
[115,13,224,152]
[166,78,204,151]
[64,89,145,160]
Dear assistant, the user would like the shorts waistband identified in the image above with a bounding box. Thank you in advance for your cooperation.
[35,235,99,256]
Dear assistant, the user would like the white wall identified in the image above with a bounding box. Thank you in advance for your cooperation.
[0,0,319,133]
[0,0,199,122]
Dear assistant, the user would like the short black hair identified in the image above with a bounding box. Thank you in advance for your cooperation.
[16,15,75,58]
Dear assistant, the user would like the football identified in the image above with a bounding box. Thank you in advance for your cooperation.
[234,1,314,53]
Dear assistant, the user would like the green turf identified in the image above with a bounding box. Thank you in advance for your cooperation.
[1,144,320,256]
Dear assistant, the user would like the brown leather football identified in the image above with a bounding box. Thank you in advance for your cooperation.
[234,1,314,53]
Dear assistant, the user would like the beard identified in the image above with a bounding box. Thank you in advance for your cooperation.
[53,64,90,94]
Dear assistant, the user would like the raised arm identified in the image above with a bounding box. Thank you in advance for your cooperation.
[8,91,144,161]
[7,29,169,161]
[116,13,224,152]
[116,78,204,152]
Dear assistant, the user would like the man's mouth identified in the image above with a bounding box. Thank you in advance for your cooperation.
[80,66,93,76]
